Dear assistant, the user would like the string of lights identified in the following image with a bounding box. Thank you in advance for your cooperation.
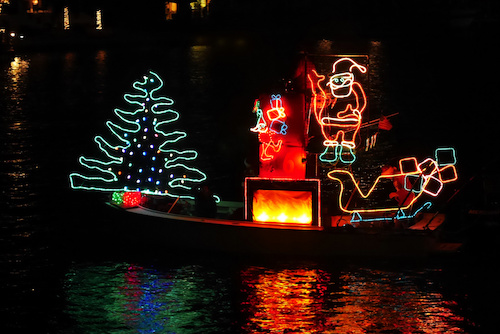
[69,71,207,202]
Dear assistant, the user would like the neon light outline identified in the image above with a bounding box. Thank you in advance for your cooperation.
[251,94,288,161]
[421,175,443,196]
[403,174,424,193]
[418,158,439,176]
[328,169,420,214]
[438,164,458,183]
[350,202,433,223]
[261,139,283,161]
[328,148,457,214]
[250,99,267,133]
[69,71,209,200]
[435,147,457,166]
[308,58,367,164]
[267,94,288,135]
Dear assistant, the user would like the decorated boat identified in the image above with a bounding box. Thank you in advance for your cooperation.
[69,55,462,258]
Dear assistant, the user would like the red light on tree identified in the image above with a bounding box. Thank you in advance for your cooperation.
[123,191,142,208]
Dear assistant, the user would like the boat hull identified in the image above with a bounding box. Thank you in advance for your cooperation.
[97,204,455,259]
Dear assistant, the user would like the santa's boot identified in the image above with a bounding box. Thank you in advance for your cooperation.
[339,145,356,164]
[319,144,340,163]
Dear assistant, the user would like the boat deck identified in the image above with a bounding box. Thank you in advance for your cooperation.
[127,205,324,231]
[408,213,445,231]
[105,202,461,258]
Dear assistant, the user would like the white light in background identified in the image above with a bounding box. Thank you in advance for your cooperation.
[96,9,103,30]
[63,7,70,30]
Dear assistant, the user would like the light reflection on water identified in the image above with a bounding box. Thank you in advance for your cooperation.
[329,269,465,333]
[0,54,53,329]
[0,56,38,232]
[64,263,234,334]
[240,265,467,333]
[63,262,468,333]
[240,266,330,333]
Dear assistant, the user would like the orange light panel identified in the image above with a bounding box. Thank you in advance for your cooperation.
[252,189,312,225]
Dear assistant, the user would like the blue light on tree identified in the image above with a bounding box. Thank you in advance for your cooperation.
[69,71,207,200]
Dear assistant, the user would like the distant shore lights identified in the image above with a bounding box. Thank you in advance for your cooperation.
[63,7,70,30]
[96,9,103,30]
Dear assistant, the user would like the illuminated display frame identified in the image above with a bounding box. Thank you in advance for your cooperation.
[252,189,313,224]
[244,177,322,227]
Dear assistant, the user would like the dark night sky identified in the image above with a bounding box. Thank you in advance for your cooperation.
[5,0,499,37]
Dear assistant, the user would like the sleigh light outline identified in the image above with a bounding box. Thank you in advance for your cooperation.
[327,148,458,216]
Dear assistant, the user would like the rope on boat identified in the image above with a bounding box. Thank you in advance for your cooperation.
[168,197,180,213]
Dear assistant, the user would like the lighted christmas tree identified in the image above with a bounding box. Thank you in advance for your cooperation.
[69,71,207,201]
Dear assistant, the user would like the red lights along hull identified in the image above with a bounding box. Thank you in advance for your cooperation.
[100,203,460,259]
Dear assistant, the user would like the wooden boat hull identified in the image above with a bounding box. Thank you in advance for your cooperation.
[100,204,459,259]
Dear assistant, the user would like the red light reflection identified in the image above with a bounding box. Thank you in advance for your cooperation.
[240,266,467,333]
[325,270,466,333]
[240,267,330,333]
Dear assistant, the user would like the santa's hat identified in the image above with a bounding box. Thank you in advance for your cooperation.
[331,57,367,74]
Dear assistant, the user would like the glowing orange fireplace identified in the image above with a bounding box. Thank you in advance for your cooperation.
[245,178,321,226]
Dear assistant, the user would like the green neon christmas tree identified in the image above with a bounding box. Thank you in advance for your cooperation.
[69,71,207,200]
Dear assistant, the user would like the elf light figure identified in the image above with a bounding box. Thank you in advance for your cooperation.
[308,58,367,163]
[69,71,207,201]
[250,93,306,179]
[251,94,288,161]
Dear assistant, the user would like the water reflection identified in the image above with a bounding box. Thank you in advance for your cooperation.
[94,50,108,94]
[240,265,467,333]
[63,52,77,73]
[188,45,210,86]
[7,57,29,85]
[329,268,466,333]
[0,55,51,329]
[4,57,29,111]
[64,263,233,333]
[240,266,330,333]
[62,261,469,333]
[1,56,35,213]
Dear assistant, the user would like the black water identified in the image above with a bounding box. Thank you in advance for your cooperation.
[1,26,500,332]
